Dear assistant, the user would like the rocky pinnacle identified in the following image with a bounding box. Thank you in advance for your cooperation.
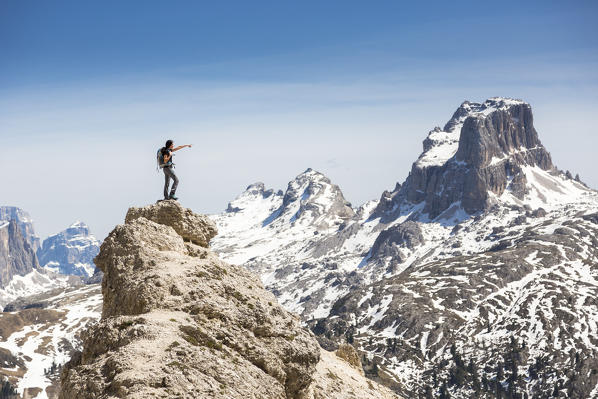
[59,200,399,399]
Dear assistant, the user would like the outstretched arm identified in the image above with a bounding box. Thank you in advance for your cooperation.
[172,144,192,152]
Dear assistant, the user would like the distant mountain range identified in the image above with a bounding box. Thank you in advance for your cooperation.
[1,97,597,398]
[210,98,598,398]
[0,207,100,308]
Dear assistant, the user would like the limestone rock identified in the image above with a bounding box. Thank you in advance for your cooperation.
[334,343,363,374]
[125,200,217,247]
[309,350,397,399]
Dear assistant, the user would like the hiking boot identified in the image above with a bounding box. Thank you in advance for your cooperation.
[169,194,178,201]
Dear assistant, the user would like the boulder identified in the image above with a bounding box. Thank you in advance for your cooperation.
[125,200,217,247]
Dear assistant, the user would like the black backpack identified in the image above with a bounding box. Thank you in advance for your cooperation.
[156,148,172,170]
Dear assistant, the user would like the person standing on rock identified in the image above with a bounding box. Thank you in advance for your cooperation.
[158,140,192,201]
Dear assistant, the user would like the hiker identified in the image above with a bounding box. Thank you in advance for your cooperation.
[157,140,192,201]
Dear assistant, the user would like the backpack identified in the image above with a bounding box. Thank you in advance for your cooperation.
[156,148,172,170]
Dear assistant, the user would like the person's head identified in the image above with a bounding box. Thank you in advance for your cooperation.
[165,139,173,149]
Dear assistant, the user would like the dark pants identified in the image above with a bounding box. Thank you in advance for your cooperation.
[163,166,178,198]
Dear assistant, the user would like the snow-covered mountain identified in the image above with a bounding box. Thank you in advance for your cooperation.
[211,97,598,397]
[0,284,101,398]
[211,168,369,318]
[37,221,100,278]
[0,210,98,309]
[0,269,82,311]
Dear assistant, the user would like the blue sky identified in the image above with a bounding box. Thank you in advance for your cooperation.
[1,1,597,240]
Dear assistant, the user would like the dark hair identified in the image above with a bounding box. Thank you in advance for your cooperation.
[161,139,173,156]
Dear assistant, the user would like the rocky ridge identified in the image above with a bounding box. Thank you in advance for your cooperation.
[60,200,398,399]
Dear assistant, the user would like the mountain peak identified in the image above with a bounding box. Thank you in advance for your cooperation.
[293,167,327,183]
[69,220,87,229]
[442,97,528,133]
[225,182,282,215]
[486,96,526,105]
[38,221,101,278]
[392,97,586,219]
[417,97,538,172]
[245,182,266,192]
[278,169,355,228]
[0,216,40,288]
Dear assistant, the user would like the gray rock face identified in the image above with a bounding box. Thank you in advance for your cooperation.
[0,207,40,251]
[455,103,550,168]
[0,219,39,288]
[375,98,555,220]
[370,221,425,262]
[37,221,100,278]
[61,202,397,399]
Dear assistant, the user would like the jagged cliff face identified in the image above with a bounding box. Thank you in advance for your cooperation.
[0,207,40,251]
[37,221,101,278]
[381,98,555,219]
[60,200,398,399]
[0,207,41,288]
[0,219,39,288]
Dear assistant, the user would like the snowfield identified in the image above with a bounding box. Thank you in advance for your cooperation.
[0,284,101,398]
